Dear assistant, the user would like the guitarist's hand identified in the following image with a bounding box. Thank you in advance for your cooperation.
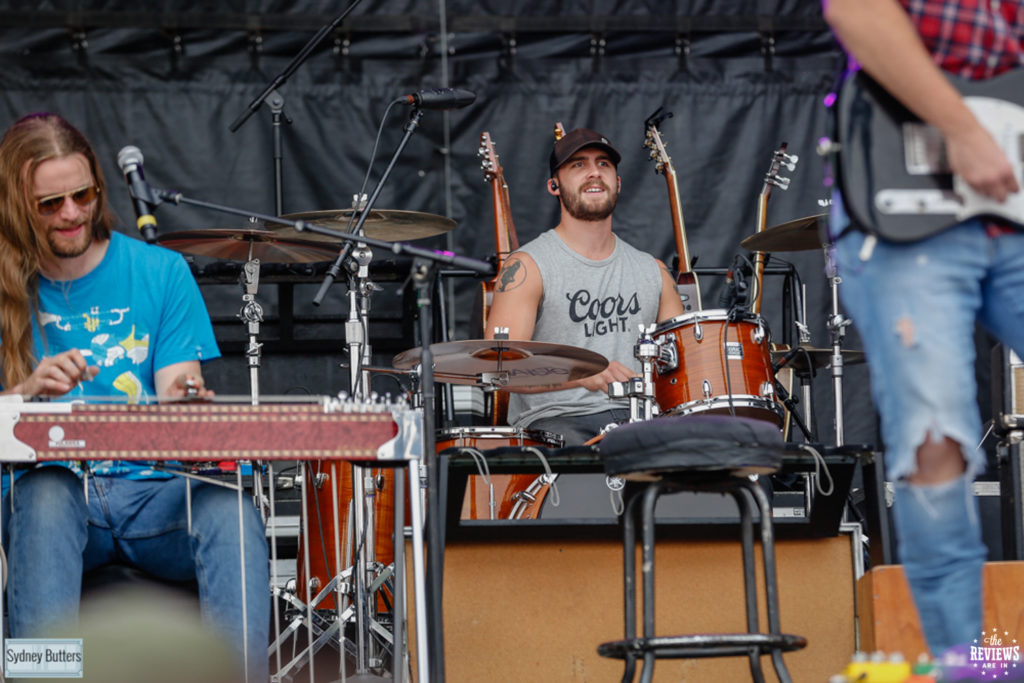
[947,123,1020,203]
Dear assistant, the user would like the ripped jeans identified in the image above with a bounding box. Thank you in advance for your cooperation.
[833,219,1024,653]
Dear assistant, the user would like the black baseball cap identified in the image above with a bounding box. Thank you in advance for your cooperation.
[548,128,621,177]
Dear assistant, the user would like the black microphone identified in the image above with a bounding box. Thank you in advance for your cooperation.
[399,88,476,110]
[772,346,803,374]
[718,269,737,308]
[116,146,159,244]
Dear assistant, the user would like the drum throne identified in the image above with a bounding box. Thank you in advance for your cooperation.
[595,414,806,683]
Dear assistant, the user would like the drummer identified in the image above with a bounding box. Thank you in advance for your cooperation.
[486,127,683,445]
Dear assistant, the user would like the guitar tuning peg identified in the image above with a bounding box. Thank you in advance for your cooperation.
[782,153,799,171]
[775,175,791,190]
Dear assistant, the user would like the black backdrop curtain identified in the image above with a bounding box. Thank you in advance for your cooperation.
[0,1,894,447]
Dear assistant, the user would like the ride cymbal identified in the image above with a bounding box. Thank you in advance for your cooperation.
[393,339,608,388]
[268,209,456,243]
[157,228,341,264]
[741,214,828,252]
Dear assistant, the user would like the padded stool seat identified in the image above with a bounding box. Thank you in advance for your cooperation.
[596,414,806,683]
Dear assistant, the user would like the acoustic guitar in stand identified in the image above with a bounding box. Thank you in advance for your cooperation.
[644,109,702,312]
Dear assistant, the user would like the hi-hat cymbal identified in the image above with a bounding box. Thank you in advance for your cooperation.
[772,346,866,373]
[393,339,609,388]
[267,209,456,243]
[158,228,341,264]
[157,228,339,264]
[741,214,828,252]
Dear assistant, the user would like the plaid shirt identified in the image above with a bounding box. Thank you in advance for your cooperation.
[900,0,1024,79]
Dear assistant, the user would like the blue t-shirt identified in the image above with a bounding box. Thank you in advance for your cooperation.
[16,231,220,479]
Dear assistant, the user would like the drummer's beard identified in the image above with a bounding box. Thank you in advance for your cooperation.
[561,179,618,222]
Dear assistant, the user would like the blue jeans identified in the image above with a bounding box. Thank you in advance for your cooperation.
[832,214,1024,653]
[3,467,270,682]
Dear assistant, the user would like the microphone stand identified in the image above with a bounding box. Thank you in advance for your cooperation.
[228,0,363,217]
[312,106,424,307]
[152,186,491,683]
[228,0,364,134]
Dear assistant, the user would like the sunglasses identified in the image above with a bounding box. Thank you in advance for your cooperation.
[35,185,100,216]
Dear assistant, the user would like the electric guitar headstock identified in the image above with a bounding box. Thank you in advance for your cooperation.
[479,131,501,183]
[761,142,799,199]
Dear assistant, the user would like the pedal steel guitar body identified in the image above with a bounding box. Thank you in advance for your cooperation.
[835,68,1024,241]
[0,396,421,464]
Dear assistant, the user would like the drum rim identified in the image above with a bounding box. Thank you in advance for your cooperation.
[436,425,564,447]
[654,308,767,334]
[662,395,785,420]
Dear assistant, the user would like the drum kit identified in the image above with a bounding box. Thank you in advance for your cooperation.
[150,185,867,682]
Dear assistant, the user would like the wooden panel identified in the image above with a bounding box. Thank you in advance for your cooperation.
[857,561,1024,659]
[412,535,856,682]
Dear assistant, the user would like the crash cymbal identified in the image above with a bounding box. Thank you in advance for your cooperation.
[741,214,828,252]
[158,228,341,264]
[772,346,866,373]
[267,209,456,243]
[392,339,609,388]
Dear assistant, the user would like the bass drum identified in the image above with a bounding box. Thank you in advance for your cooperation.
[436,426,563,520]
[652,309,784,426]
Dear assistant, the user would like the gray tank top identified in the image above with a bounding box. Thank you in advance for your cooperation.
[509,229,663,428]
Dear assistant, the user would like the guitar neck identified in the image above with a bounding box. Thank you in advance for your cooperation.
[751,193,770,315]
[663,168,702,311]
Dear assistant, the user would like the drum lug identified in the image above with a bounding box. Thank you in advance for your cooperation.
[693,320,704,341]
[760,381,775,398]
[754,322,766,344]
[653,335,678,373]
[702,379,713,400]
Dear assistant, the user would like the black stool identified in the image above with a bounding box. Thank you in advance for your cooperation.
[596,414,807,683]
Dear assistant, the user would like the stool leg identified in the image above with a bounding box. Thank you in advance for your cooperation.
[620,485,644,683]
[638,481,665,683]
[732,486,767,683]
[746,479,795,683]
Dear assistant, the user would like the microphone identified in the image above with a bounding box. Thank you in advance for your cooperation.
[718,269,736,308]
[399,88,476,110]
[772,346,803,374]
[116,146,159,244]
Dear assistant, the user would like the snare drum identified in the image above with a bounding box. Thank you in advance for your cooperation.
[436,426,563,520]
[652,309,783,425]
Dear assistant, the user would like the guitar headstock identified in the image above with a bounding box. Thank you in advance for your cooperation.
[763,142,799,193]
[479,131,501,183]
[643,107,676,176]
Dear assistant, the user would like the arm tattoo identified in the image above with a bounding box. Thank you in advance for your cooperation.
[496,258,526,293]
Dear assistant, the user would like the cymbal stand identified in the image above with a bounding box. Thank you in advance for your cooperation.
[826,264,852,447]
[238,252,272,524]
[793,279,816,442]
[239,256,264,406]
[344,238,391,680]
